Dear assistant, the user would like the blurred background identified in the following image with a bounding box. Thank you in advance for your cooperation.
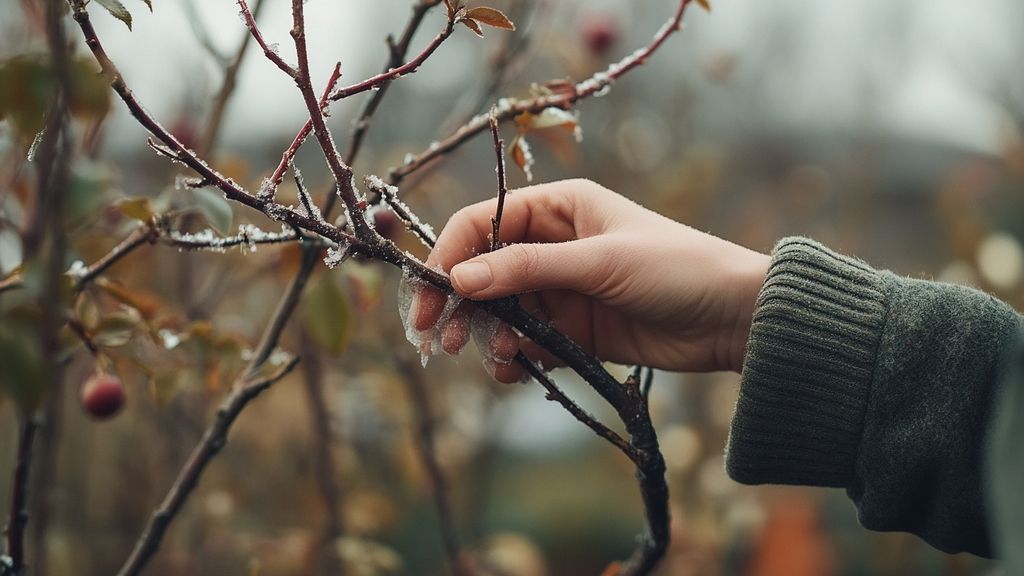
[1,0,1023,574]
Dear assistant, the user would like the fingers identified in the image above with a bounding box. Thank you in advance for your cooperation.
[449,238,608,300]
[426,179,610,275]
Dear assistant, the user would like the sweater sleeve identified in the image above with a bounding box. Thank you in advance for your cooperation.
[725,237,1023,558]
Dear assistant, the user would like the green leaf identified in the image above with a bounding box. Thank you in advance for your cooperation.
[116,197,155,223]
[191,187,233,234]
[301,272,354,355]
[95,0,133,30]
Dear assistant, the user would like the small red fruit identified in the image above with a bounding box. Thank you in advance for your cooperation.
[81,373,126,420]
[373,209,400,240]
[581,14,619,57]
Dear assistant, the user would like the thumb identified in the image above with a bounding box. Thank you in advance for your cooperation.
[450,239,605,299]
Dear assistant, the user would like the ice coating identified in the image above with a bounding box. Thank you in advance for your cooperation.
[469,308,507,372]
[398,267,462,367]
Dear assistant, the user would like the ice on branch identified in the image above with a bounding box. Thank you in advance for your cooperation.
[167,224,297,253]
[324,244,350,269]
[65,260,88,280]
[470,308,512,372]
[398,267,462,367]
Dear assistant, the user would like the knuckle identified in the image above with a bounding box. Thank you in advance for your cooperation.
[503,243,542,281]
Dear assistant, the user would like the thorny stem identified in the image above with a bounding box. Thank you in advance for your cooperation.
[115,357,300,576]
[487,111,508,252]
[398,356,472,576]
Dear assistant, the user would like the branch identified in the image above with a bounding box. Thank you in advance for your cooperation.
[161,224,302,253]
[327,12,455,102]
[487,111,508,252]
[516,354,639,463]
[234,0,296,78]
[264,63,342,200]
[289,0,368,235]
[364,176,437,248]
[4,418,38,575]
[198,0,266,155]
[115,355,300,576]
[388,0,694,187]
[397,356,472,576]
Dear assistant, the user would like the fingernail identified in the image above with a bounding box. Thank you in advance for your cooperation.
[452,261,492,294]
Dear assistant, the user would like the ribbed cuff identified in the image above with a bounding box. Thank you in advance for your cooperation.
[726,238,889,487]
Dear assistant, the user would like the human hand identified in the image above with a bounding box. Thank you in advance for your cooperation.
[407,179,770,382]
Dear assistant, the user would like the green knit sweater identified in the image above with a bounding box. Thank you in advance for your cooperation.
[726,237,1023,558]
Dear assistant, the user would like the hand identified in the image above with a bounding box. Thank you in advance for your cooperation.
[409,179,770,382]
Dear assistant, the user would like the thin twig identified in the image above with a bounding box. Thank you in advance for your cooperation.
[198,0,265,155]
[487,111,508,252]
[265,63,342,199]
[397,356,472,576]
[388,0,693,187]
[235,0,296,78]
[516,354,639,464]
[115,356,300,576]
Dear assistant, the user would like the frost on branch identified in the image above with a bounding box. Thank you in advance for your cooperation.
[398,267,462,366]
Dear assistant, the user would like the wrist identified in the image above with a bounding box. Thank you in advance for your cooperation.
[725,249,770,372]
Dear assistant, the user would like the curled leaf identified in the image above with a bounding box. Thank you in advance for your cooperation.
[695,0,711,12]
[461,18,485,38]
[510,136,534,182]
[465,7,515,31]
[95,0,133,30]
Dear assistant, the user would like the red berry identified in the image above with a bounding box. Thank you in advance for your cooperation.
[581,14,619,56]
[81,373,125,420]
[373,209,400,240]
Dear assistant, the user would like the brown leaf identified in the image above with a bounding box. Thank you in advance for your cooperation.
[461,18,485,38]
[695,0,712,12]
[465,6,515,31]
[511,136,534,182]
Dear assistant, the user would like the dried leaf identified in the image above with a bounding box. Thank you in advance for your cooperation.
[116,197,154,223]
[511,136,534,182]
[95,0,133,30]
[461,18,485,38]
[444,0,458,19]
[96,279,164,320]
[695,0,711,12]
[465,7,515,31]
[139,0,153,11]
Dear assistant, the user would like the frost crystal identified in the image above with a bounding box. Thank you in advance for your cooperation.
[470,308,508,372]
[398,267,462,366]
[158,329,181,350]
[515,138,535,182]
[26,129,45,162]
[324,245,350,269]
[65,260,88,280]
[257,177,276,200]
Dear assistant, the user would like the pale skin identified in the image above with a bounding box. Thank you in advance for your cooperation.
[410,178,771,382]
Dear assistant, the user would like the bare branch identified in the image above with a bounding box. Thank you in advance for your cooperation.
[363,176,437,248]
[4,418,38,574]
[327,13,456,102]
[115,355,301,576]
[388,0,694,187]
[198,0,266,155]
[487,111,508,252]
[235,0,297,78]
